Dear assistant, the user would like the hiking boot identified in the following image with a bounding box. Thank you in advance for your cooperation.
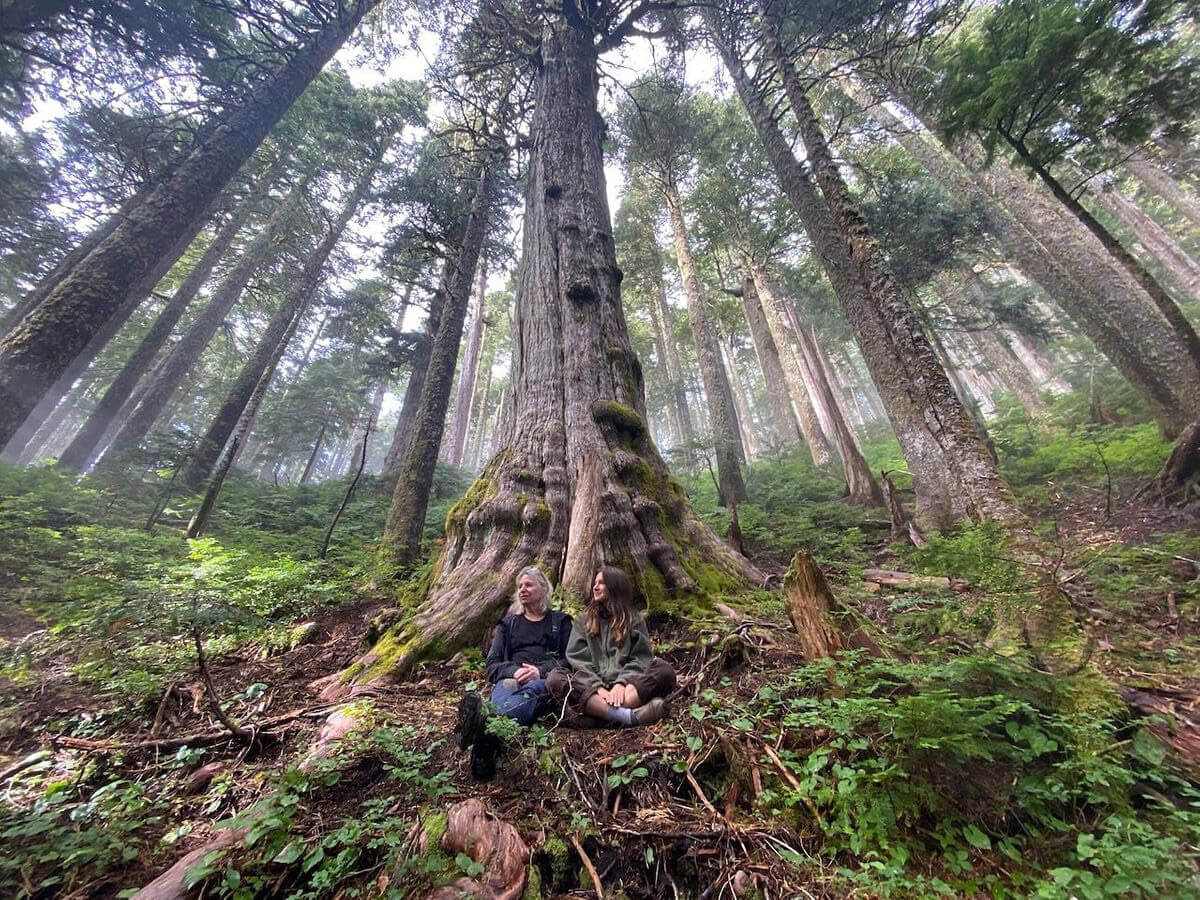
[631,696,667,726]
[455,692,484,750]
[470,733,501,781]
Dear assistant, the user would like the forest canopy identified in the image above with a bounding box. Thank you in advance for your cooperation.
[1,0,1200,897]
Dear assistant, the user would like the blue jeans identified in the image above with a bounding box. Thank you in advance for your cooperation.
[490,677,548,726]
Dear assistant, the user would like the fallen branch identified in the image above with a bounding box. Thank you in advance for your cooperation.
[193,628,253,743]
[0,749,51,784]
[50,706,337,752]
[571,834,605,899]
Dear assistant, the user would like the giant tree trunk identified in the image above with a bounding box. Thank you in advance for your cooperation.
[1004,135,1200,369]
[98,181,305,468]
[0,0,380,447]
[445,258,488,467]
[858,89,1198,432]
[743,261,834,467]
[708,18,962,527]
[737,270,803,447]
[760,21,1032,530]
[0,183,155,340]
[180,156,379,491]
[57,194,258,472]
[664,187,747,505]
[382,162,500,564]
[1126,152,1200,231]
[323,21,762,695]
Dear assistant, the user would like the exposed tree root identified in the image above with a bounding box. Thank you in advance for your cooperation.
[131,823,252,900]
[1138,418,1200,505]
[426,799,529,900]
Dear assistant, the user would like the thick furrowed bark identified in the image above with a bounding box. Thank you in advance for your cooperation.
[0,0,380,447]
[707,17,961,526]
[323,21,762,696]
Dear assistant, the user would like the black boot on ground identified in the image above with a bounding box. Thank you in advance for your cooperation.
[455,693,484,751]
[470,733,501,781]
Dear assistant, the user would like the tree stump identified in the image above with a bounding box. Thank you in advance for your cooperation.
[426,799,529,900]
[783,550,882,659]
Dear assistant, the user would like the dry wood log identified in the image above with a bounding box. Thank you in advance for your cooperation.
[784,550,883,659]
[426,799,529,900]
[862,568,969,591]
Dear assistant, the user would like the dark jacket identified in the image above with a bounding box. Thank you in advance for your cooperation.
[485,610,573,683]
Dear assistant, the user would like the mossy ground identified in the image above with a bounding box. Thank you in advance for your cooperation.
[1,409,1199,897]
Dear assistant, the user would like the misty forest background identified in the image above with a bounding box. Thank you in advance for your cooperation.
[2,0,1200,898]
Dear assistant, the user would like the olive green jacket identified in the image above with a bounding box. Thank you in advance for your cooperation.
[564,612,654,690]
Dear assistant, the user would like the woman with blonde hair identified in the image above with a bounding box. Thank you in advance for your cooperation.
[547,565,674,726]
[456,566,571,778]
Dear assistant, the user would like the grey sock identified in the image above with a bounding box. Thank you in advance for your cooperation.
[598,704,634,726]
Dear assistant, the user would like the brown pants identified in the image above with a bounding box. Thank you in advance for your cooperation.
[547,658,677,716]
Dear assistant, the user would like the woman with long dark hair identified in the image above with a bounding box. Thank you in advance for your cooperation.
[547,565,675,726]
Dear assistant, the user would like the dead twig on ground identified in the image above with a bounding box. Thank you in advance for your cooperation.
[193,627,254,743]
[571,834,605,898]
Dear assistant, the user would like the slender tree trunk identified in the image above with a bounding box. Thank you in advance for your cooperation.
[300,420,328,485]
[98,180,305,468]
[1094,183,1200,296]
[1126,152,1200,231]
[646,278,685,447]
[17,376,90,464]
[859,88,1197,431]
[382,162,500,563]
[186,310,306,538]
[383,322,435,474]
[664,187,747,504]
[324,20,762,696]
[737,270,803,447]
[446,258,488,466]
[793,325,883,505]
[180,155,379,490]
[952,269,1051,415]
[0,0,381,447]
[710,19,962,525]
[760,17,1023,530]
[466,357,494,470]
[57,194,259,472]
[1005,135,1200,368]
[720,335,759,460]
[744,262,833,466]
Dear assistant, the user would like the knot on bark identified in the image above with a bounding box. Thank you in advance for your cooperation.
[566,280,598,303]
[611,449,641,475]
[591,400,645,438]
[632,496,662,524]
[545,183,562,199]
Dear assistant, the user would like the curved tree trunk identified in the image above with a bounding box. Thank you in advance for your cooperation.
[180,153,381,491]
[323,20,762,696]
[98,181,305,468]
[57,194,259,472]
[858,89,1196,431]
[737,271,803,447]
[382,161,500,564]
[0,0,380,447]
[664,187,747,505]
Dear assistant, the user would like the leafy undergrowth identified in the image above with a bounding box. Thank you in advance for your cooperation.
[2,420,1199,897]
